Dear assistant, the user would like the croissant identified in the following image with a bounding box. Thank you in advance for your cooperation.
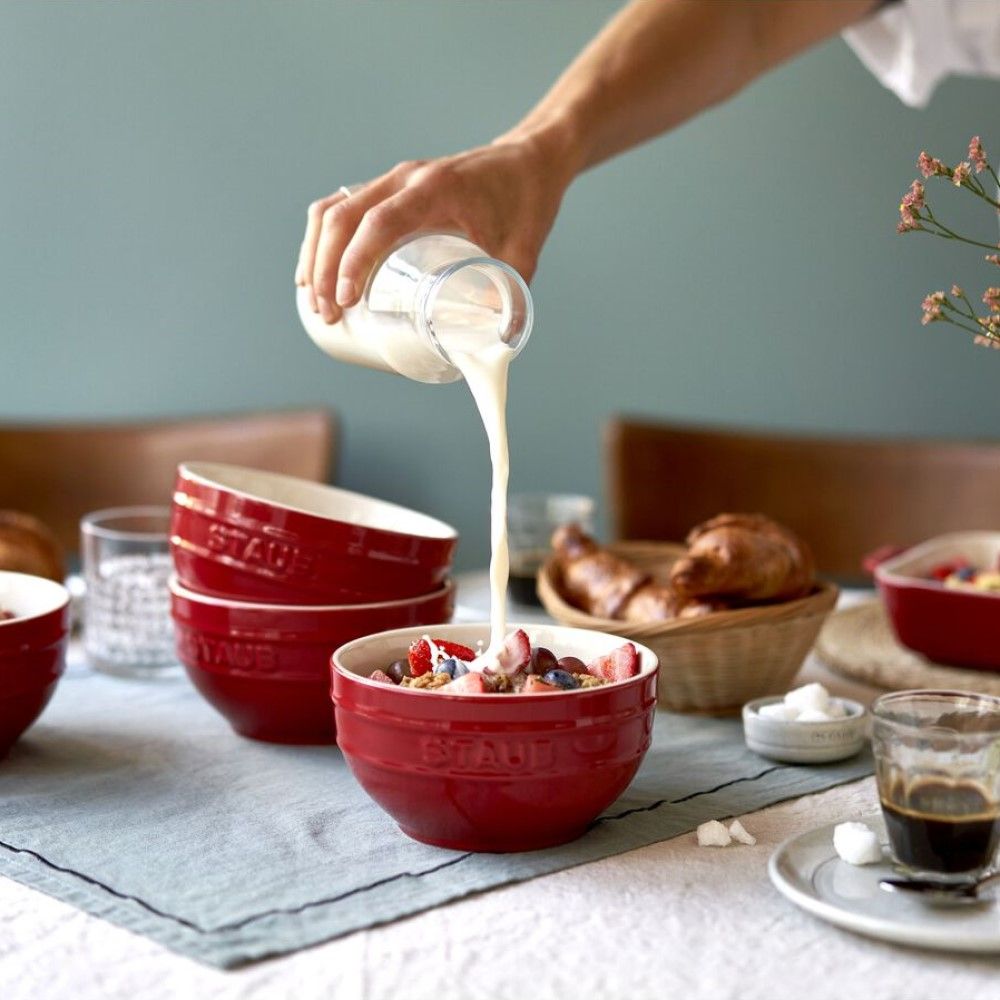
[550,524,678,621]
[0,511,65,582]
[669,513,814,603]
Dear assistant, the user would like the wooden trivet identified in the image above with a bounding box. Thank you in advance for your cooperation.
[815,600,1000,695]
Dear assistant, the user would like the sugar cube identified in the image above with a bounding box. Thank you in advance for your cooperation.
[696,820,732,847]
[784,683,831,714]
[825,699,848,719]
[728,819,756,846]
[758,702,800,721]
[832,822,883,865]
[796,709,833,723]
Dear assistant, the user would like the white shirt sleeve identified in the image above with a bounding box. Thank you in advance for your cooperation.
[843,0,1000,107]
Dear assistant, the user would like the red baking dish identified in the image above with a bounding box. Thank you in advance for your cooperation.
[873,532,1000,671]
[332,623,658,852]
[0,572,71,758]
[171,461,458,605]
[170,576,455,744]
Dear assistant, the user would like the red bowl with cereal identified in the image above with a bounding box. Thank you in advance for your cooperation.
[331,623,658,852]
[171,462,458,605]
[0,571,71,759]
[170,576,455,745]
[873,532,1000,670]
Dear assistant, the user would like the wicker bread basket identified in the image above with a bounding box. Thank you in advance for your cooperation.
[537,541,839,714]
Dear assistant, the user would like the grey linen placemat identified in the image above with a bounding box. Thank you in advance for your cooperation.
[0,665,872,968]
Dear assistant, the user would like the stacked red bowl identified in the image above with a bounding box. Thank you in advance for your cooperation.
[169,462,457,744]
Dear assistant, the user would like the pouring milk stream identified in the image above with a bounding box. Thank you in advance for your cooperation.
[297,233,532,667]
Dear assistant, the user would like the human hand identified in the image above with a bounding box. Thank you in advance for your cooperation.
[295,133,573,324]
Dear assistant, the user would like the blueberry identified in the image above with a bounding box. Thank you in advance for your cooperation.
[543,669,580,690]
[557,656,586,675]
[527,646,558,675]
[451,659,470,678]
[434,657,459,678]
[387,659,410,684]
[956,566,977,581]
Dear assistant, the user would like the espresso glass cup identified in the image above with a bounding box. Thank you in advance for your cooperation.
[872,689,1000,883]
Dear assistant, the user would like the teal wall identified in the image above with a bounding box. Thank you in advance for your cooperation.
[4,2,1000,569]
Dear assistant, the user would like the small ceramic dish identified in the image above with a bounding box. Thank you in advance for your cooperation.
[742,695,867,763]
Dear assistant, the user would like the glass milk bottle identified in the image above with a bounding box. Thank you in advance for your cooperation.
[297,234,533,382]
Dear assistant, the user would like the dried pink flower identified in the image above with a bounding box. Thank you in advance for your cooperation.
[921,291,946,324]
[918,151,947,177]
[951,284,964,297]
[953,162,972,186]
[901,179,925,210]
[986,254,1000,266]
[969,136,988,173]
[983,287,1000,310]
[897,195,921,231]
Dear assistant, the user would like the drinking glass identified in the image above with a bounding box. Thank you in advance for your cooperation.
[872,689,1000,883]
[80,506,179,679]
[507,493,595,606]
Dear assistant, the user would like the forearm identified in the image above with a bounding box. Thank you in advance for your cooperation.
[502,0,880,177]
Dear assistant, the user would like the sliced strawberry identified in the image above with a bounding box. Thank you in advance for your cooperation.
[369,669,395,685]
[407,638,433,677]
[523,675,559,694]
[586,642,640,682]
[442,672,488,694]
[497,628,531,674]
[435,639,476,662]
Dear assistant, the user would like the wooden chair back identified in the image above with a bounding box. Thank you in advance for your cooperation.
[0,409,335,554]
[605,417,1000,582]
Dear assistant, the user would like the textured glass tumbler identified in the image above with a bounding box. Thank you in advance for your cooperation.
[872,689,1000,883]
[507,493,595,606]
[81,506,179,679]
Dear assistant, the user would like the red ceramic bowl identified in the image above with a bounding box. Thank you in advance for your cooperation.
[332,623,658,852]
[0,572,71,759]
[874,532,1000,670]
[171,462,458,605]
[171,576,455,745]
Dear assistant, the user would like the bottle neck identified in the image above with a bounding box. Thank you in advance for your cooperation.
[415,256,533,367]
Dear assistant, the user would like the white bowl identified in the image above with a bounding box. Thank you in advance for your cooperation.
[742,695,868,763]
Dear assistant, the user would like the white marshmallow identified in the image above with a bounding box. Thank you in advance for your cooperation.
[729,819,757,846]
[696,820,732,847]
[784,683,831,714]
[796,709,833,723]
[758,702,800,721]
[833,822,883,865]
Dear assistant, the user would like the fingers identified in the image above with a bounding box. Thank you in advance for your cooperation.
[295,191,348,314]
[310,195,367,323]
[337,188,432,307]
[309,167,420,324]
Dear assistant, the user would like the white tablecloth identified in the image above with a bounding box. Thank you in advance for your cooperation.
[3,579,998,1000]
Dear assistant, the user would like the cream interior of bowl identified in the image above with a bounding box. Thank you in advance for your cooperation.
[0,572,70,623]
[879,532,1000,584]
[179,462,457,540]
[334,622,658,687]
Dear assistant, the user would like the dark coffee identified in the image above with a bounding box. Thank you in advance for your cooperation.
[881,779,1000,874]
[507,571,542,606]
[508,549,548,606]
